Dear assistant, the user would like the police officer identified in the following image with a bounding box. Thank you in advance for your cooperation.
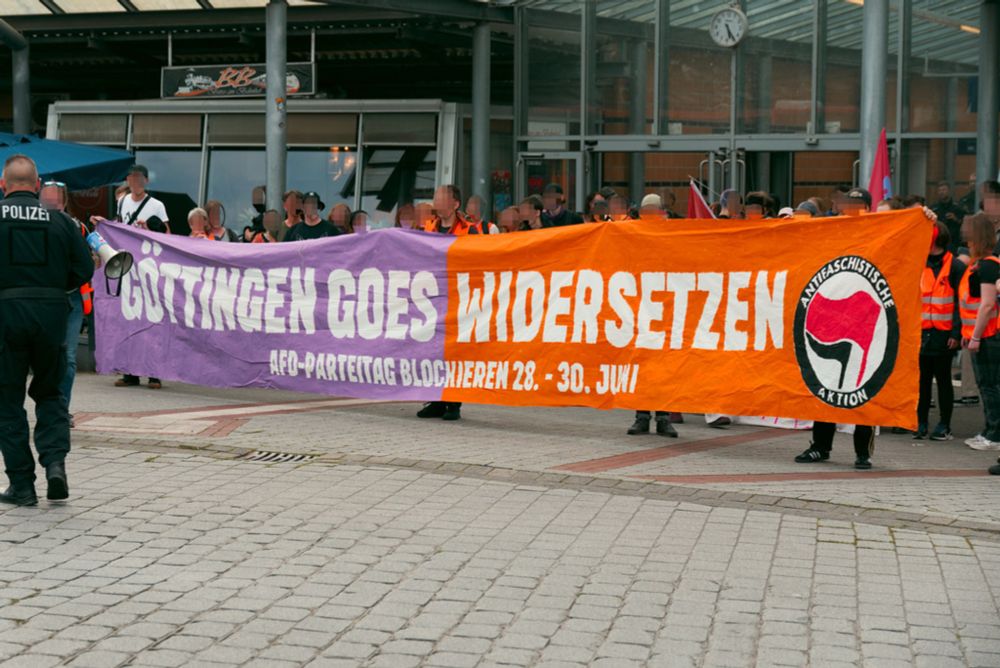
[0,155,94,506]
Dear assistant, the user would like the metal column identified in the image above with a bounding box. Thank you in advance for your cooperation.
[265,0,288,214]
[895,0,911,194]
[471,21,491,205]
[581,0,598,193]
[512,6,528,204]
[653,0,670,135]
[628,39,647,202]
[976,0,999,208]
[1,20,30,135]
[859,0,889,187]
[809,0,827,136]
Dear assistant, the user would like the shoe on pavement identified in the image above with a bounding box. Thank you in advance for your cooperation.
[912,423,928,439]
[655,418,678,438]
[416,402,447,418]
[854,457,873,470]
[441,403,462,421]
[627,417,650,435]
[45,463,68,501]
[794,447,829,463]
[0,485,37,506]
[929,424,952,441]
[114,378,139,387]
[890,426,909,434]
[147,379,162,389]
[669,412,684,424]
[966,434,1000,451]
[955,396,980,405]
[708,416,732,429]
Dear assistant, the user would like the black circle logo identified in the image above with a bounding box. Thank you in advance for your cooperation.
[793,255,899,408]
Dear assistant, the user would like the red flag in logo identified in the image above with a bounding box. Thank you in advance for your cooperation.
[687,179,716,219]
[805,291,882,389]
[867,128,892,206]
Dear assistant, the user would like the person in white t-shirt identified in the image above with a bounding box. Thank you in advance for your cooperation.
[116,164,169,233]
[113,164,167,389]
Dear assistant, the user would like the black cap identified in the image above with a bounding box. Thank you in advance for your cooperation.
[302,191,326,210]
[845,187,872,209]
[543,183,564,196]
[128,164,149,179]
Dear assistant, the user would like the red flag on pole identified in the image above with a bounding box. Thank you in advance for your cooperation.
[687,179,716,219]
[867,127,892,206]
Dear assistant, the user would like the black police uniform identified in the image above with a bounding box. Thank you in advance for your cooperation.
[0,189,94,505]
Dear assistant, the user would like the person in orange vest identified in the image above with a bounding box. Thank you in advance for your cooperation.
[916,222,965,440]
[417,185,478,423]
[959,214,1000,451]
[40,181,95,428]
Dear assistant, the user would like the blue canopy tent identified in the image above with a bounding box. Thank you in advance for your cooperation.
[0,132,134,190]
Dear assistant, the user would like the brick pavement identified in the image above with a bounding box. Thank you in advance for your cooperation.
[0,372,996,666]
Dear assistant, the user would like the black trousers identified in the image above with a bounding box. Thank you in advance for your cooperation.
[918,353,954,427]
[812,422,874,459]
[636,411,668,419]
[0,300,71,485]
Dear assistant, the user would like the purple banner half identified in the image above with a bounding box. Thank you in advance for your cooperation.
[95,222,453,401]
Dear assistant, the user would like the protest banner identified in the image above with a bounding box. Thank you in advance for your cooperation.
[96,209,931,427]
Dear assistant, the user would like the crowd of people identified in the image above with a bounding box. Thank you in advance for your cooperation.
[90,163,1000,477]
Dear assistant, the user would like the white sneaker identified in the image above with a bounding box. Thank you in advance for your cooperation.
[966,435,1000,451]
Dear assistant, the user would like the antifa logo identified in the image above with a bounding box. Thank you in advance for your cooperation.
[794,256,899,409]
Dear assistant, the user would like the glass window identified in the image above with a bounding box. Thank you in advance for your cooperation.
[134,150,202,205]
[58,114,128,144]
[363,114,437,145]
[594,1,654,136]
[132,114,202,145]
[56,0,125,11]
[287,147,357,215]
[6,0,49,15]
[207,114,265,145]
[527,21,581,137]
[288,114,357,145]
[131,0,199,8]
[359,147,436,229]
[206,149,264,231]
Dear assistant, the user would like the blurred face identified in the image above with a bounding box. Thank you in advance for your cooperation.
[937,184,950,200]
[284,194,302,217]
[415,204,434,229]
[841,200,867,216]
[589,194,605,212]
[397,204,415,228]
[518,202,537,224]
[745,204,764,219]
[126,171,147,194]
[263,212,280,234]
[434,187,459,220]
[542,193,560,211]
[40,185,65,211]
[876,201,894,212]
[610,197,627,217]
[303,198,319,217]
[591,201,610,221]
[499,208,518,232]
[189,214,208,233]
[985,192,1000,216]
[352,213,367,233]
[330,204,349,226]
[639,205,662,219]
[465,198,481,219]
[208,206,222,228]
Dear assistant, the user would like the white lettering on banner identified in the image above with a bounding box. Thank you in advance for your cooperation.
[120,256,438,342]
[453,270,788,351]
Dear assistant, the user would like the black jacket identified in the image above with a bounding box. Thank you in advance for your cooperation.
[0,190,94,292]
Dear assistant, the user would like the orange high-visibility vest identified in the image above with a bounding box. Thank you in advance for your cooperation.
[423,214,480,236]
[958,256,1000,339]
[921,252,954,331]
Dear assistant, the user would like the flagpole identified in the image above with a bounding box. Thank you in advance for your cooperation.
[687,175,723,201]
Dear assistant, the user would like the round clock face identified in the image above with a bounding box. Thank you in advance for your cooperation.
[710,8,748,48]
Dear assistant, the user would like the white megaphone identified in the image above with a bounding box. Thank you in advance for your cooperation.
[86,231,134,279]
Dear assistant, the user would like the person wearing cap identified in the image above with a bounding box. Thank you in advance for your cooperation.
[777,207,796,219]
[540,184,583,228]
[285,191,342,242]
[796,186,877,469]
[114,164,167,390]
[795,200,820,217]
[638,193,666,219]
[116,165,170,233]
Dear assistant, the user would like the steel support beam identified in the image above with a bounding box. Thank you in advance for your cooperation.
[471,21,491,204]
[629,39,647,202]
[513,5,528,204]
[581,0,597,192]
[2,19,30,135]
[809,0,827,135]
[895,0,911,194]
[859,0,889,188]
[653,0,669,135]
[976,0,999,208]
[265,0,288,214]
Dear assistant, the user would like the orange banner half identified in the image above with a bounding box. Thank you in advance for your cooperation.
[442,209,932,428]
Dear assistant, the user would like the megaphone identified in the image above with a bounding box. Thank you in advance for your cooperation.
[86,231,134,279]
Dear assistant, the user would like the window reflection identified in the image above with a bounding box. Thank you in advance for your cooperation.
[133,149,201,202]
[357,147,436,229]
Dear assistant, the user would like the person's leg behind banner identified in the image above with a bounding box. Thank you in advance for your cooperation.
[628,411,651,435]
[654,411,678,438]
[853,425,875,469]
[916,354,934,438]
[930,353,955,440]
[60,291,84,423]
[796,421,834,463]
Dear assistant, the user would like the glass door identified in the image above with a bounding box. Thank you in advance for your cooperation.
[517,152,582,212]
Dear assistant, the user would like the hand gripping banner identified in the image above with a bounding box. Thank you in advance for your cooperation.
[95,209,931,427]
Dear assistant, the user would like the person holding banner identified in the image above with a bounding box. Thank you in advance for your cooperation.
[0,155,94,506]
[959,214,1000,452]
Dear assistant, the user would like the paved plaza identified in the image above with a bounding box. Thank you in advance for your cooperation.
[1,373,999,667]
